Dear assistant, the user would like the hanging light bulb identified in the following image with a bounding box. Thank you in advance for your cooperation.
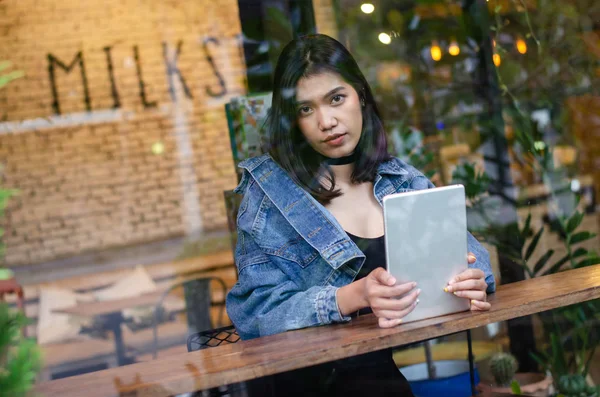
[448,40,460,56]
[361,3,375,14]
[493,53,501,66]
[430,41,442,61]
[516,38,527,54]
[379,33,391,45]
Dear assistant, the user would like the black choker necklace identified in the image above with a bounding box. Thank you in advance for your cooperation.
[323,153,356,166]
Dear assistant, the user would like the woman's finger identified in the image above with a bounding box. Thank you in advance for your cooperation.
[378,317,404,328]
[371,282,417,299]
[370,267,396,286]
[372,288,420,312]
[467,253,477,264]
[377,298,420,320]
[448,268,485,284]
[452,290,486,301]
[445,278,487,293]
[470,300,491,311]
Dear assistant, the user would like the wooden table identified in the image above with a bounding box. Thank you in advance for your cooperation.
[56,290,181,366]
[38,265,600,397]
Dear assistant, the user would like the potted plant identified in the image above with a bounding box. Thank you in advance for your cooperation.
[453,139,600,396]
[0,303,42,397]
[479,352,553,396]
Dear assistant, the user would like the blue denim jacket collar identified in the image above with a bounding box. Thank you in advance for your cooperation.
[237,154,409,271]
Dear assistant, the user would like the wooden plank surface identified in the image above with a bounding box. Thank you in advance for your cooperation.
[37,265,600,397]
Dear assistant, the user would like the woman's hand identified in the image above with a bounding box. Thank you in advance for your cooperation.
[336,267,419,328]
[444,253,491,311]
[364,268,420,328]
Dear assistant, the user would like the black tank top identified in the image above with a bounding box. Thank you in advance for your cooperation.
[346,232,385,316]
[346,231,386,280]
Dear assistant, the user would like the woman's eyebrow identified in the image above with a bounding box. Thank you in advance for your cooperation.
[296,86,346,106]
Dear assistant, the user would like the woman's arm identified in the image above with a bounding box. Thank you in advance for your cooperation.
[226,229,351,340]
[226,230,421,338]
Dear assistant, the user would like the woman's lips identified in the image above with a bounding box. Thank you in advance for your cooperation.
[324,133,347,146]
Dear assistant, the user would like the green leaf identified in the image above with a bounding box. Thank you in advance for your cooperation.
[522,213,532,239]
[575,256,600,269]
[532,249,555,276]
[511,379,522,394]
[543,248,588,276]
[525,227,544,262]
[570,232,597,245]
[566,211,584,234]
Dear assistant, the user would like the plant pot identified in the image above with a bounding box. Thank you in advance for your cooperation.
[401,360,480,397]
[478,372,553,397]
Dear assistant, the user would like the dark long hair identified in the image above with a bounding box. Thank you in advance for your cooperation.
[266,34,390,204]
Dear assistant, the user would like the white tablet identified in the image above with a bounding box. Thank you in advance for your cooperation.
[383,184,470,323]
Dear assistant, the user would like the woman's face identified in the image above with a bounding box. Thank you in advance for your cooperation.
[295,71,363,158]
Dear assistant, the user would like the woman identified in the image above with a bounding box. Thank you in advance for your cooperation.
[226,34,495,396]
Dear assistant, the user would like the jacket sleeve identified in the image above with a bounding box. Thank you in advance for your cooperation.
[226,229,350,340]
[409,173,496,294]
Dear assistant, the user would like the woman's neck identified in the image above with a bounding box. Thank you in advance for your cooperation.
[329,163,354,185]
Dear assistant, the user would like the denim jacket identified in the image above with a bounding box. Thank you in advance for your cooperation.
[226,154,496,340]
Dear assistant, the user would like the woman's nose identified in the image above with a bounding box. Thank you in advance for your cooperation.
[317,109,337,131]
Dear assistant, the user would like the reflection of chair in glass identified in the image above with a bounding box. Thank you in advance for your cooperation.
[225,92,272,182]
[151,276,227,359]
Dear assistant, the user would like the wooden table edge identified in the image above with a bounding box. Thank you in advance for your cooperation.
[36,265,600,397]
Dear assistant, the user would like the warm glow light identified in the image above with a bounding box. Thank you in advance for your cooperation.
[152,142,165,155]
[430,42,442,61]
[379,33,391,45]
[361,3,375,14]
[449,40,460,56]
[516,38,528,54]
[493,53,501,66]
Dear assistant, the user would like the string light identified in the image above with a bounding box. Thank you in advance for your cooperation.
[430,41,442,61]
[516,38,527,54]
[449,40,460,56]
[379,33,391,45]
[493,53,501,66]
[361,3,375,14]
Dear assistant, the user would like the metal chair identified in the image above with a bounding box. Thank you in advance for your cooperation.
[152,276,227,359]
[187,325,246,397]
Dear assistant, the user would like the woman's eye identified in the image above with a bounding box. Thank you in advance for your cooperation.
[298,106,312,115]
[331,95,345,104]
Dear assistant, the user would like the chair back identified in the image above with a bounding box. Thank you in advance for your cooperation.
[182,277,226,334]
[186,324,240,352]
[225,92,272,182]
[152,276,227,359]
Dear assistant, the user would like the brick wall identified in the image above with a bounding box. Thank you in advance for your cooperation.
[0,0,247,266]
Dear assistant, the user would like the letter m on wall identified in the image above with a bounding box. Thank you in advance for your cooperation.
[47,52,92,115]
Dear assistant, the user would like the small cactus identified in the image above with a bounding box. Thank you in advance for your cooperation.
[557,374,598,397]
[489,352,518,386]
